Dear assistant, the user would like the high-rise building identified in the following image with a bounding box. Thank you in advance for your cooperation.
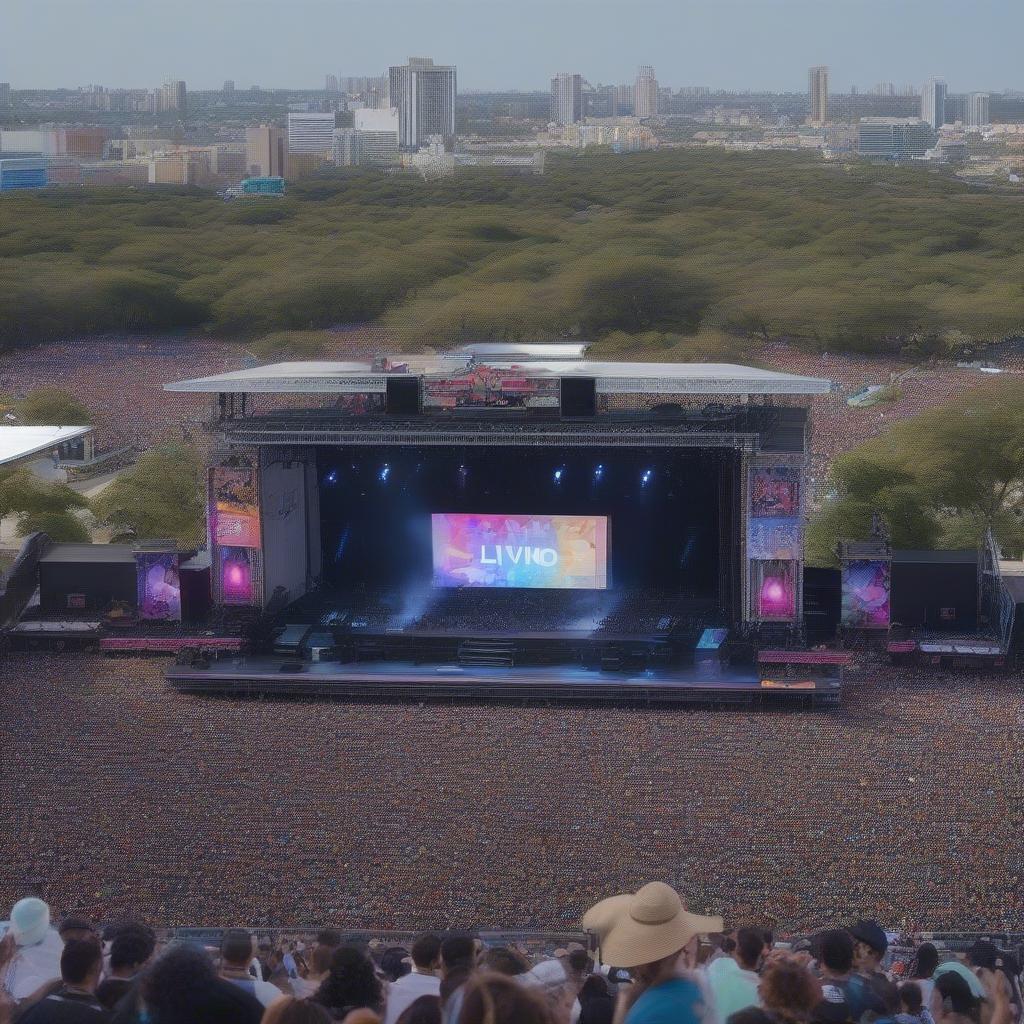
[634,66,659,118]
[920,78,947,129]
[550,72,583,125]
[966,92,990,129]
[286,112,337,154]
[858,117,936,159]
[808,66,828,125]
[161,80,187,114]
[246,125,286,177]
[388,57,457,151]
[325,74,339,93]
[0,84,11,108]
[223,80,235,94]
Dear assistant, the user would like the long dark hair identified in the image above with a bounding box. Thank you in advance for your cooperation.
[315,945,383,1017]
[911,943,939,980]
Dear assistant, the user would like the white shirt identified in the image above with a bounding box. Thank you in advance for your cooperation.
[2,927,64,1001]
[223,972,284,1008]
[384,970,442,1024]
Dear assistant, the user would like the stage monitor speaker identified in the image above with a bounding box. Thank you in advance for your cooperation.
[386,377,420,415]
[561,376,596,417]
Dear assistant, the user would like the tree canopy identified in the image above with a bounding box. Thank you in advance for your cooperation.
[3,151,1024,356]
[0,468,90,542]
[91,443,204,547]
[14,388,92,426]
[807,381,1024,565]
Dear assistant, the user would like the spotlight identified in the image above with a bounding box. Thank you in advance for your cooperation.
[324,469,338,485]
[553,467,564,484]
[379,463,391,482]
[594,464,604,481]
[641,469,653,487]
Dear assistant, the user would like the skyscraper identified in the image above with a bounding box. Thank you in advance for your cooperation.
[966,92,990,129]
[0,84,10,108]
[550,73,583,126]
[808,66,828,125]
[921,78,947,130]
[325,74,339,93]
[286,112,337,154]
[246,126,286,177]
[161,80,187,114]
[388,57,457,151]
[634,66,659,119]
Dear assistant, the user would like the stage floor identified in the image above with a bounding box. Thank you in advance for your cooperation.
[167,656,841,706]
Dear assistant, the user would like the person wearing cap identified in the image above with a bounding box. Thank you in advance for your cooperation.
[2,898,65,1003]
[847,921,897,1024]
[583,881,722,1024]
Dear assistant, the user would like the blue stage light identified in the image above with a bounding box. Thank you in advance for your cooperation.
[594,464,604,481]
[324,469,338,485]
[379,463,391,482]
[641,469,653,487]
[553,467,564,484]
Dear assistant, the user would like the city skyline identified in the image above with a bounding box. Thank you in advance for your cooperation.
[4,0,1024,93]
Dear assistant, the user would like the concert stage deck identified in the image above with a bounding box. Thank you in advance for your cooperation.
[166,657,841,707]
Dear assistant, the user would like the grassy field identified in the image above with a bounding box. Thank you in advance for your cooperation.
[2,150,1024,356]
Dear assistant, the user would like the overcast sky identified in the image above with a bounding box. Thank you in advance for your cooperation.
[4,0,1021,93]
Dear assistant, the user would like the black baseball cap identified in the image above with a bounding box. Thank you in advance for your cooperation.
[849,920,888,955]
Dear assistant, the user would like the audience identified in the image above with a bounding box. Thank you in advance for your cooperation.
[1,898,65,1002]
[438,935,475,1024]
[395,996,442,1024]
[314,946,384,1021]
[220,929,285,1008]
[384,934,442,1024]
[96,924,156,1011]
[708,926,765,1021]
[16,935,107,1024]
[459,973,555,1024]
[260,997,333,1024]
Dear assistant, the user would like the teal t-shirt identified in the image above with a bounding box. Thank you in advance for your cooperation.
[626,976,706,1024]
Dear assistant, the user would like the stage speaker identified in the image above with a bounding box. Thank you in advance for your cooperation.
[561,377,596,417]
[386,377,420,415]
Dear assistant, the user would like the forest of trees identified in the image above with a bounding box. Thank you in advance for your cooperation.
[2,150,1024,355]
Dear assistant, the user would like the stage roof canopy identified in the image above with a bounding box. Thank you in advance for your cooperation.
[0,425,93,468]
[166,358,832,397]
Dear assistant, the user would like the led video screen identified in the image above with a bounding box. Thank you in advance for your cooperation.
[136,551,181,621]
[842,558,891,628]
[432,513,609,589]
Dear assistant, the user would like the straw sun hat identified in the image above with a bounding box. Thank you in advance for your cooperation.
[583,882,723,969]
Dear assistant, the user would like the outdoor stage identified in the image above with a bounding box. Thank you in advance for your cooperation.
[166,656,841,706]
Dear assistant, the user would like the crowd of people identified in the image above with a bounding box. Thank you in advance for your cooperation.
[2,884,1022,1024]
[0,653,1022,933]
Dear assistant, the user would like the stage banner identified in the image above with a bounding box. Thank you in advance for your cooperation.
[432,513,609,589]
[220,546,255,605]
[422,365,560,410]
[211,467,261,549]
[750,467,800,518]
[747,517,802,560]
[136,551,181,621]
[751,559,798,621]
[841,558,891,628]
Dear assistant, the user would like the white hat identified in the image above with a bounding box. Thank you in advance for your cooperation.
[10,898,51,947]
[583,882,722,969]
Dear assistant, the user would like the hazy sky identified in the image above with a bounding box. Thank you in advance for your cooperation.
[4,0,1022,93]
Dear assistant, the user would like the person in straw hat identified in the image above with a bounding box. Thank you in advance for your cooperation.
[583,881,723,1024]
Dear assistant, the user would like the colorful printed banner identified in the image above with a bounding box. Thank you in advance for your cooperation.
[750,467,800,518]
[748,517,802,560]
[136,551,181,621]
[432,513,609,589]
[211,467,261,549]
[842,558,891,628]
[220,546,254,605]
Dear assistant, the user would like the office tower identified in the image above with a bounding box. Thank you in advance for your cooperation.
[966,92,990,128]
[858,117,936,159]
[246,125,286,176]
[161,79,187,114]
[920,78,947,129]
[332,128,361,166]
[550,72,583,125]
[634,65,659,118]
[325,74,339,93]
[388,57,457,151]
[808,66,828,125]
[286,111,337,153]
[0,84,10,108]
[223,80,235,94]
[612,83,634,116]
